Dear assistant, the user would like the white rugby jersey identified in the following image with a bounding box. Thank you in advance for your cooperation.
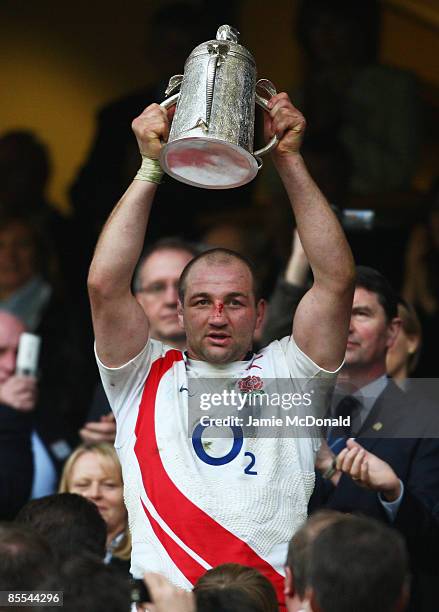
[97,336,340,602]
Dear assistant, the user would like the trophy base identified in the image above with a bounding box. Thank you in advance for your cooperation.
[160,137,259,189]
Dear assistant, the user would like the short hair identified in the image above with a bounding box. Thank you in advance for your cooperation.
[178,248,260,304]
[194,563,278,612]
[286,510,350,599]
[355,266,398,321]
[308,515,409,612]
[15,493,107,563]
[58,443,131,561]
[34,553,131,612]
[196,588,266,612]
[0,523,53,590]
[398,297,422,373]
[132,237,201,293]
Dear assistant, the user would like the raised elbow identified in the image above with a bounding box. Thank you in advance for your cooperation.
[87,267,115,302]
[330,257,356,297]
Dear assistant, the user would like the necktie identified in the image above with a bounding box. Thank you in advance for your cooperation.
[327,395,361,453]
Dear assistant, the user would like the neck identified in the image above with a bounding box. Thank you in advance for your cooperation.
[155,333,186,351]
[286,596,307,612]
[106,525,124,549]
[339,362,387,389]
[390,366,408,385]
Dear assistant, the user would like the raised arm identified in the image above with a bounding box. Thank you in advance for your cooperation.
[266,93,355,371]
[88,104,170,367]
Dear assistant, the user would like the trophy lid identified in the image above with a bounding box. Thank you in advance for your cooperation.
[186,24,255,64]
[216,25,239,42]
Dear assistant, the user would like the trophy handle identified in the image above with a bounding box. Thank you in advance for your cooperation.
[253,79,279,163]
[160,92,180,110]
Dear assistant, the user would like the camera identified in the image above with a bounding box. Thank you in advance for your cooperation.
[130,578,151,604]
[332,206,375,231]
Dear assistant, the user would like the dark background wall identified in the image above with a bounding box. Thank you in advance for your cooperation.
[1,0,438,211]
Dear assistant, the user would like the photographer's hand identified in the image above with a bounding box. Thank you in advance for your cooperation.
[0,375,37,411]
[141,573,195,612]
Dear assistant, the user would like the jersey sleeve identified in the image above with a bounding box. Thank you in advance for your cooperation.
[95,339,164,447]
[280,335,344,379]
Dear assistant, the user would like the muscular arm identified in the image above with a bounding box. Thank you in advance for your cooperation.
[266,94,355,370]
[88,104,169,367]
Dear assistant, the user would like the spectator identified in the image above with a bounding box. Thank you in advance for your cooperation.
[0,523,53,591]
[0,310,35,519]
[0,212,95,496]
[194,563,278,612]
[195,590,259,612]
[0,130,77,294]
[386,299,422,386]
[59,443,130,573]
[81,238,199,445]
[305,515,410,612]
[140,569,269,612]
[285,510,350,612]
[262,239,424,389]
[295,0,421,195]
[310,266,439,611]
[15,493,106,563]
[402,178,439,377]
[33,554,131,612]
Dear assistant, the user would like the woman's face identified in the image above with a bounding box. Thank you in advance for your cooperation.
[386,326,419,380]
[68,451,126,537]
[386,327,411,379]
[0,221,36,296]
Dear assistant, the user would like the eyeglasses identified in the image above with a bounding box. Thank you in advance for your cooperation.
[136,281,179,295]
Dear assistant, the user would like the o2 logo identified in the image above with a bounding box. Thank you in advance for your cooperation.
[191,423,257,475]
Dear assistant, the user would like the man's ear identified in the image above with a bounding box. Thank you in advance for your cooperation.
[177,300,184,329]
[386,316,402,350]
[255,298,266,333]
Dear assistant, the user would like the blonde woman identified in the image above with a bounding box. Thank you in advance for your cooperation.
[59,442,131,572]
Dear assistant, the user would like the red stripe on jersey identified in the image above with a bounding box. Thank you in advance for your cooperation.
[134,348,285,603]
[140,498,208,582]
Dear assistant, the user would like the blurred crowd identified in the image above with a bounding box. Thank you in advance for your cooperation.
[0,1,438,611]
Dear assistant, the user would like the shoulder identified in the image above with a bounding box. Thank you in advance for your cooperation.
[375,380,437,437]
[259,336,342,379]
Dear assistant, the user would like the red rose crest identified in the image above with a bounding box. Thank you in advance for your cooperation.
[238,375,264,393]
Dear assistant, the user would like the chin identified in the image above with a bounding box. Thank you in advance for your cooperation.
[205,346,245,364]
[203,350,230,364]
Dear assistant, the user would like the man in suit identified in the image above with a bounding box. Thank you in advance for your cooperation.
[310,266,439,610]
[0,311,36,518]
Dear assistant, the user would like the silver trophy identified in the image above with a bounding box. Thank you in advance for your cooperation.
[159,25,278,189]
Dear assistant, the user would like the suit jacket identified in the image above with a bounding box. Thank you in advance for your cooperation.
[0,403,33,519]
[309,379,439,610]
